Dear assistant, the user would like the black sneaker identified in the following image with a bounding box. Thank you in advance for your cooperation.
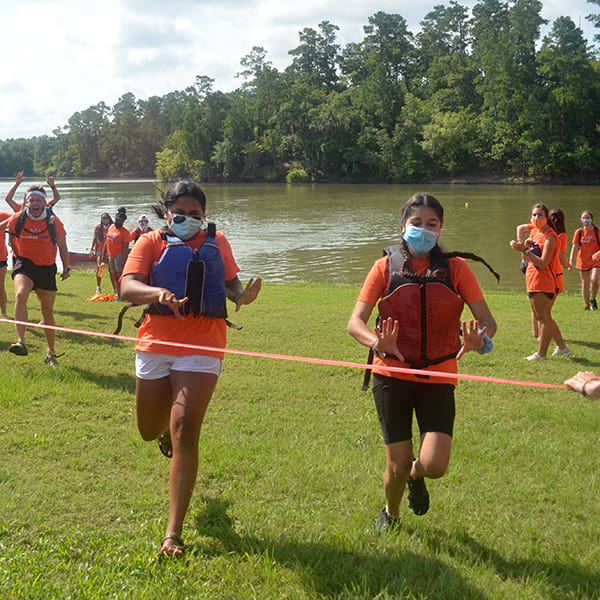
[407,476,430,515]
[374,507,399,531]
[591,299,598,311]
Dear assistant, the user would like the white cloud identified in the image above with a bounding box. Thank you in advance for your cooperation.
[0,0,597,140]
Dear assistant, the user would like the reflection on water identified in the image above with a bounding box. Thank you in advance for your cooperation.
[0,178,597,292]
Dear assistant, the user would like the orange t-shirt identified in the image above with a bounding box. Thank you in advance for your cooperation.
[357,255,485,384]
[0,211,12,261]
[92,224,108,253]
[526,224,565,292]
[7,211,67,266]
[122,228,240,358]
[572,227,600,270]
[525,228,558,294]
[105,225,131,258]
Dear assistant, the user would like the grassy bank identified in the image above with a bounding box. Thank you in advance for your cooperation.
[0,272,598,600]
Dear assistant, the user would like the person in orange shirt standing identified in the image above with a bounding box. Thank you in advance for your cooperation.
[510,203,567,360]
[5,184,70,365]
[348,192,497,531]
[569,210,600,310]
[90,213,112,295]
[120,180,262,557]
[515,208,572,355]
[105,207,130,300]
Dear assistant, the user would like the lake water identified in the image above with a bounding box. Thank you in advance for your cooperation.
[0,178,598,292]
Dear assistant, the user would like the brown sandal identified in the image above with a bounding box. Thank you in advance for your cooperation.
[158,534,185,557]
[157,431,173,458]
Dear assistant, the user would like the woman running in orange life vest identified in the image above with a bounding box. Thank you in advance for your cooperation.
[348,193,497,531]
[510,203,567,361]
[120,179,262,557]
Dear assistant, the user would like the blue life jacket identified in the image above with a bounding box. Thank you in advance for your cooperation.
[147,223,227,318]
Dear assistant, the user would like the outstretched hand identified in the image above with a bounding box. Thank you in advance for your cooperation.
[374,317,404,361]
[15,171,24,186]
[457,319,485,359]
[157,289,189,319]
[236,277,262,311]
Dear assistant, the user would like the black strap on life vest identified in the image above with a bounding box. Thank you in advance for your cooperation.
[13,207,57,245]
[576,225,600,246]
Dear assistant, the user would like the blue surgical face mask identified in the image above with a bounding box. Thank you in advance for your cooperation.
[402,225,439,254]
[169,214,205,240]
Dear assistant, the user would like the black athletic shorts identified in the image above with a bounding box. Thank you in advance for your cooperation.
[372,374,456,444]
[0,260,7,268]
[527,291,554,300]
[11,257,57,291]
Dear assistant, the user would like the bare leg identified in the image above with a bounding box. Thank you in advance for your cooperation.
[12,273,33,343]
[382,440,413,518]
[411,431,452,480]
[136,370,218,554]
[165,370,217,544]
[531,294,562,357]
[580,270,591,306]
[35,288,57,354]
[0,266,8,316]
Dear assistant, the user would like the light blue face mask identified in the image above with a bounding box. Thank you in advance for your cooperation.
[402,225,439,254]
[169,214,205,240]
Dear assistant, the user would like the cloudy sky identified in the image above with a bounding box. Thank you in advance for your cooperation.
[0,0,597,141]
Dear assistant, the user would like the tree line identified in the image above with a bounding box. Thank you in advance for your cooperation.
[1,0,600,183]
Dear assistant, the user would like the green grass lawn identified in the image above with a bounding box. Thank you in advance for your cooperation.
[0,271,598,599]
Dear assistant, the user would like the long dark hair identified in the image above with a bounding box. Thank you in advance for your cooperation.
[399,192,500,283]
[95,212,113,242]
[153,179,207,219]
[549,208,565,235]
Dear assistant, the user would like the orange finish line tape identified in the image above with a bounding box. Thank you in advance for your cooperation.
[0,317,567,389]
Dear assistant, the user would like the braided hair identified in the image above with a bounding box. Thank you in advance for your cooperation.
[399,192,500,284]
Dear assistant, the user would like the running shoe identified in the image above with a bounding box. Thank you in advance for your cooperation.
[552,346,573,357]
[407,476,430,515]
[374,507,399,531]
[9,341,28,356]
[525,352,547,360]
[584,304,591,311]
[591,299,598,311]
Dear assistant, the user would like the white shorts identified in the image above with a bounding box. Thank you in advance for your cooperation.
[136,351,222,380]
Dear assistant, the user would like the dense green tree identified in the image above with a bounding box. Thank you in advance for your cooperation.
[538,16,600,173]
[2,7,600,182]
[287,21,341,90]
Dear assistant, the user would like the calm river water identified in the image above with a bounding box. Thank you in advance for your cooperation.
[0,178,597,292]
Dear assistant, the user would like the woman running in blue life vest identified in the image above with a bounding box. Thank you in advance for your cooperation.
[120,180,262,557]
[510,203,566,360]
[569,210,600,311]
[348,193,497,531]
[516,208,572,356]
[90,213,112,295]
